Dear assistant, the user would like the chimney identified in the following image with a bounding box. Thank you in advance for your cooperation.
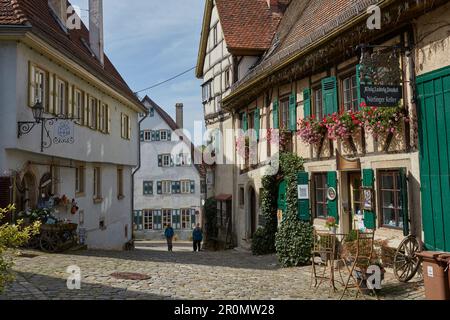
[89,0,104,66]
[176,103,184,129]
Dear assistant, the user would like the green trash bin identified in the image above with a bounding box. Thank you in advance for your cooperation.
[417,251,450,300]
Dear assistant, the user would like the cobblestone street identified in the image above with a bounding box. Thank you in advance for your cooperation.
[0,242,425,300]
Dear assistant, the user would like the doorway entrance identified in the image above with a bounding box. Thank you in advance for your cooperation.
[249,187,257,237]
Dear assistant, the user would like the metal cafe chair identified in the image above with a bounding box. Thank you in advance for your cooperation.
[310,228,337,292]
[339,230,377,300]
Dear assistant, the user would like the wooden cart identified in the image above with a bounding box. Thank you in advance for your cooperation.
[38,223,78,253]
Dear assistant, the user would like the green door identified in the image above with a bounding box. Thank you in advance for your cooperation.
[417,66,450,251]
[278,180,287,213]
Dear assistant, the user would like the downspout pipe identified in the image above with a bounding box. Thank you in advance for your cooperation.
[131,109,149,240]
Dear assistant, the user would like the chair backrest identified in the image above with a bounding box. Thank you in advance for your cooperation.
[356,230,375,261]
[313,229,336,255]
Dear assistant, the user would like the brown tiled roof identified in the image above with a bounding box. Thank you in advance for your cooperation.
[227,0,376,95]
[216,0,285,53]
[0,0,144,110]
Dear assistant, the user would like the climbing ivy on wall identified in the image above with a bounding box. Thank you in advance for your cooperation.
[252,152,313,266]
[275,153,314,267]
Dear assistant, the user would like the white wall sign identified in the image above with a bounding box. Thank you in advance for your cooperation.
[298,185,309,200]
[53,120,75,145]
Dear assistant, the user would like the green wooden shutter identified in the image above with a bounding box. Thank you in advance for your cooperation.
[322,77,338,115]
[143,181,148,195]
[171,181,177,194]
[176,181,181,194]
[327,171,339,224]
[242,113,248,132]
[255,107,260,140]
[297,172,311,222]
[190,181,196,194]
[289,93,297,131]
[140,131,144,142]
[167,131,172,141]
[277,180,287,214]
[303,88,311,119]
[399,168,409,237]
[173,210,180,229]
[273,99,279,129]
[158,155,162,167]
[362,168,376,230]
[151,130,156,141]
[157,181,162,194]
[155,131,160,141]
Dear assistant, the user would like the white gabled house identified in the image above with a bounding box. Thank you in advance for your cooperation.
[0,0,146,250]
[133,96,206,240]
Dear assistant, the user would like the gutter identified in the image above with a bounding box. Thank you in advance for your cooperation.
[131,108,149,240]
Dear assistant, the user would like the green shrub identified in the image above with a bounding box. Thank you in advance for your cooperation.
[1,205,41,293]
[275,152,313,267]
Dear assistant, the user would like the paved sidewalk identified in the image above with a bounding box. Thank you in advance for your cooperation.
[0,241,425,300]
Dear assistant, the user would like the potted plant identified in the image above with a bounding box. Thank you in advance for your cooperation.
[325,216,338,234]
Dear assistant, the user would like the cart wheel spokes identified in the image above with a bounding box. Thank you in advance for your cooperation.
[40,232,59,253]
[394,236,421,283]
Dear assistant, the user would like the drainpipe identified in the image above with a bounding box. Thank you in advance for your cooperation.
[131,109,148,240]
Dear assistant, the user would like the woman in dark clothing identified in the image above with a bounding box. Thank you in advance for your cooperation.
[164,224,175,252]
[192,223,203,252]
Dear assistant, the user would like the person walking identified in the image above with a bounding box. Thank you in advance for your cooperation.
[164,224,174,252]
[192,223,203,252]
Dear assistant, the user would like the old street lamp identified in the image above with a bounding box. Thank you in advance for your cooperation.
[31,101,44,123]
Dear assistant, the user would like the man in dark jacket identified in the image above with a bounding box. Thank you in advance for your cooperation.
[164,224,175,252]
[192,224,203,252]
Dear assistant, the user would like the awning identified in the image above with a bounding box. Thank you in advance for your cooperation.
[216,194,232,201]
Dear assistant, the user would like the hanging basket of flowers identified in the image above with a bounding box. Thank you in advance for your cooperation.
[297,116,327,146]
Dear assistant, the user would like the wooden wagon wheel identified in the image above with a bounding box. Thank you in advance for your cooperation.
[40,231,61,253]
[394,235,421,283]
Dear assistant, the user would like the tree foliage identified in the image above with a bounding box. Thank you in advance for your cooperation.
[0,205,41,293]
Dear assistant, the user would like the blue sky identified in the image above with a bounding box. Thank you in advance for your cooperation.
[71,0,205,142]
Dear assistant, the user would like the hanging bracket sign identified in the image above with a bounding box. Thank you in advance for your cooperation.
[53,120,75,145]
[360,85,402,107]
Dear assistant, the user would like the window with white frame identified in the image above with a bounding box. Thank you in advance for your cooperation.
[143,210,154,230]
[160,130,169,141]
[202,80,212,103]
[99,103,105,132]
[56,79,67,115]
[33,67,47,108]
[162,181,172,194]
[225,67,231,89]
[74,89,84,124]
[180,180,191,194]
[162,209,172,227]
[121,113,131,139]
[75,166,85,195]
[144,130,151,141]
[88,97,97,129]
[181,209,191,229]
[213,24,218,46]
[343,74,358,112]
[162,154,171,167]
